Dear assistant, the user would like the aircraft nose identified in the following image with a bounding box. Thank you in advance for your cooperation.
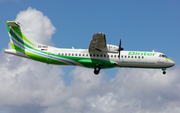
[169,59,175,67]
[171,61,175,66]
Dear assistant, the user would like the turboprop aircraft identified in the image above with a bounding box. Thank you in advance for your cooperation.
[5,21,175,75]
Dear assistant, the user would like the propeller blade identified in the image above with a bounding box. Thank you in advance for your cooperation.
[118,38,121,58]
[119,38,121,49]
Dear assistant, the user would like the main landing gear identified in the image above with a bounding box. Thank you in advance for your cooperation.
[94,64,103,75]
[162,68,166,75]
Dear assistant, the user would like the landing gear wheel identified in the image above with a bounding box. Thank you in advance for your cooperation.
[94,70,99,75]
[94,66,101,75]
[163,71,166,75]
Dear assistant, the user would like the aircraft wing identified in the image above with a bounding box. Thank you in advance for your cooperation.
[89,33,107,52]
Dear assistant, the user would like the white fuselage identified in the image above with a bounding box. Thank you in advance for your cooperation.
[5,46,175,69]
[44,47,174,69]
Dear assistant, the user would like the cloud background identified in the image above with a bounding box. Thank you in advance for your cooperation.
[0,5,180,113]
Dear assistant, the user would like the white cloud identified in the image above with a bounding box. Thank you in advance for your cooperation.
[1,7,180,113]
[41,66,180,113]
[15,7,56,46]
[0,7,64,112]
[0,53,65,106]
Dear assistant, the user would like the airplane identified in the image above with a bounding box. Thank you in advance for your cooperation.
[5,21,175,75]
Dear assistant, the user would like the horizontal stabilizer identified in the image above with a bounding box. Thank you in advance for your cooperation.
[6,21,20,27]
[4,49,32,59]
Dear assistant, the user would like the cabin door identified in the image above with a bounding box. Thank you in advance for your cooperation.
[47,53,52,61]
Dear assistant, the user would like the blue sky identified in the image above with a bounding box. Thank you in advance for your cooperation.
[1,0,179,77]
[1,0,180,75]
[0,1,180,113]
[1,0,179,56]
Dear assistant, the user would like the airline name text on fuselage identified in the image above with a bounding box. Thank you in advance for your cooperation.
[128,52,156,56]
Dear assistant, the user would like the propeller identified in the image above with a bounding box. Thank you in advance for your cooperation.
[118,38,124,59]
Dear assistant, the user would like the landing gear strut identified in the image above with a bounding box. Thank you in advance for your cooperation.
[162,68,166,75]
[94,64,103,75]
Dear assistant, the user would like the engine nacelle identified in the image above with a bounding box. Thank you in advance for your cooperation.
[104,44,119,53]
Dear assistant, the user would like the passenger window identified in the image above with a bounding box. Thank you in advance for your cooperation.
[100,54,102,57]
[93,54,95,57]
[62,53,64,55]
[83,54,84,56]
[121,55,123,58]
[128,56,130,58]
[135,56,137,58]
[79,54,81,56]
[104,55,106,57]
[86,54,88,57]
[125,56,126,58]
[97,54,99,57]
[65,53,67,56]
[138,56,140,58]
[75,54,77,56]
[131,56,133,58]
[107,55,109,57]
[111,55,113,57]
[142,56,144,59]
[58,53,60,55]
[114,55,116,57]
[72,54,74,56]
[90,54,92,57]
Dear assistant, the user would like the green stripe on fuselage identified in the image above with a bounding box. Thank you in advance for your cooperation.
[163,57,175,63]
[11,43,25,54]
[59,55,116,68]
[12,43,67,65]
[25,51,67,65]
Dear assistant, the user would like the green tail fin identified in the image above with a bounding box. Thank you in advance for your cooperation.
[6,21,39,51]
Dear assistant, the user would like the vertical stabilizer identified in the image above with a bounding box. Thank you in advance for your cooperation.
[6,21,39,52]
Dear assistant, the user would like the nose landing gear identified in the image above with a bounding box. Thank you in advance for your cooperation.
[163,71,166,74]
[162,68,166,75]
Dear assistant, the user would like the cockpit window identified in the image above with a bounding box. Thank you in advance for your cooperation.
[162,54,168,58]
[159,54,168,58]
